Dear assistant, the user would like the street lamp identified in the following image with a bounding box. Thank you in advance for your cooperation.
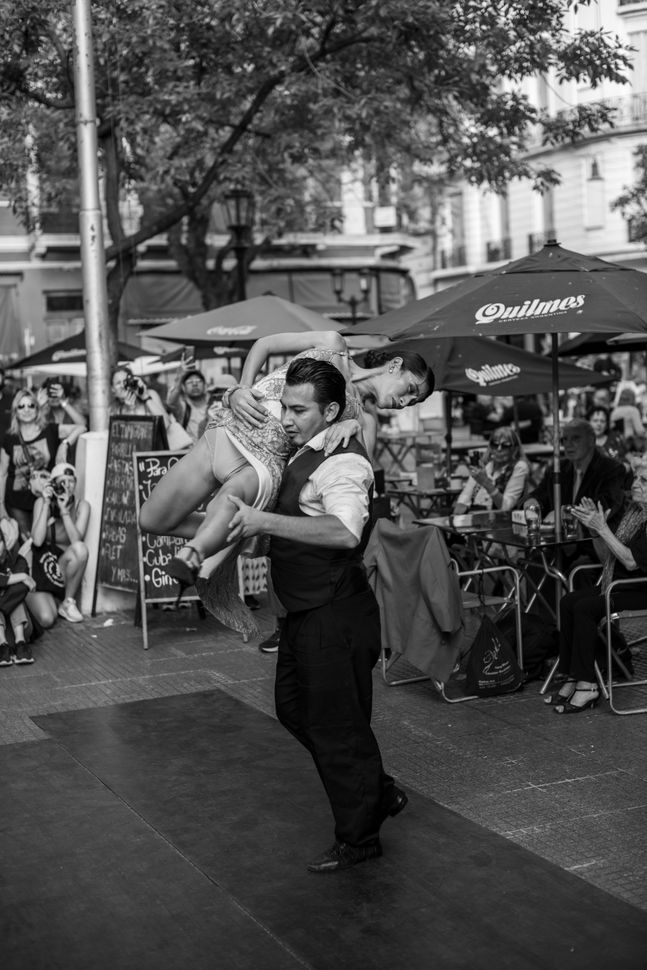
[331,268,371,325]
[223,187,255,301]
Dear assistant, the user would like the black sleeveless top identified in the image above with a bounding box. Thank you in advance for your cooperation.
[270,437,373,613]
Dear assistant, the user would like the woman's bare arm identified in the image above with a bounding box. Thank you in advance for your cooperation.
[240,331,347,387]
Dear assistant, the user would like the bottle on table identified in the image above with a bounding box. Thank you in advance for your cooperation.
[524,501,541,541]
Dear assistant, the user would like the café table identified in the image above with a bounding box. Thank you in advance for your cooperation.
[414,511,589,624]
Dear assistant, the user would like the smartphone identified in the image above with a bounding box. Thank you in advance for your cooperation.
[469,449,482,465]
[183,345,195,362]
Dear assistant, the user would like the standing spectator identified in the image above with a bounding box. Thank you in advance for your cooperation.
[0,366,14,450]
[110,366,170,420]
[37,378,86,464]
[500,395,544,444]
[0,390,71,537]
[610,388,645,453]
[587,406,627,464]
[165,351,210,444]
[26,462,89,626]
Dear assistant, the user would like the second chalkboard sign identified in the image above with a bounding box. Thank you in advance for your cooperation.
[132,450,200,648]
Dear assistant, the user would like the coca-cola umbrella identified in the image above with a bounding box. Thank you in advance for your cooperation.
[356,240,647,531]
[143,295,343,346]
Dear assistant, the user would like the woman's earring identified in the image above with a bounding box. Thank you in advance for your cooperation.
[388,364,396,373]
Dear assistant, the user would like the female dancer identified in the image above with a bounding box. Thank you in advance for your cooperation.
[139,330,433,626]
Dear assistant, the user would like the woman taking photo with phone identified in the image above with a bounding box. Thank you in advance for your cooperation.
[453,427,529,514]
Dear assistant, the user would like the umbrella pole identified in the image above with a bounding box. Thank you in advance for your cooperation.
[551,334,562,537]
[444,391,453,479]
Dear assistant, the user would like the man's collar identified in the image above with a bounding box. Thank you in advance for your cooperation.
[292,428,328,459]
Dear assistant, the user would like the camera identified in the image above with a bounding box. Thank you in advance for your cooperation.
[123,373,143,394]
[52,480,68,497]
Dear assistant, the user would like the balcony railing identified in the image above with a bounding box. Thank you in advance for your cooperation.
[485,237,512,262]
[439,244,466,269]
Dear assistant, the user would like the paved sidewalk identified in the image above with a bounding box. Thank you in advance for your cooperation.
[2,600,647,914]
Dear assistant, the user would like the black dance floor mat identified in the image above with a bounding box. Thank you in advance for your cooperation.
[3,690,642,969]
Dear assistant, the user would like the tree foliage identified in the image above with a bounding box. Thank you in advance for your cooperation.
[612,146,647,245]
[0,0,633,341]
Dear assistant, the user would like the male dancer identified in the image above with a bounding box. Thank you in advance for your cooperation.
[227,357,406,873]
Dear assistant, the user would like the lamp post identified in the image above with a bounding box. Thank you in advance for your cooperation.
[331,268,370,325]
[224,188,255,301]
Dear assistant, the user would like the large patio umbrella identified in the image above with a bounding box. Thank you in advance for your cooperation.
[357,240,647,532]
[557,332,647,357]
[7,331,146,373]
[143,295,342,346]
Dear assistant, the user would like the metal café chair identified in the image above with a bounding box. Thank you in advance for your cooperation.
[540,563,647,713]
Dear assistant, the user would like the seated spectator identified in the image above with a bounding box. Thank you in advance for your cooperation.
[26,462,89,627]
[37,378,87,464]
[0,389,73,537]
[500,395,544,444]
[524,418,626,532]
[453,427,529,514]
[0,516,35,666]
[545,464,647,713]
[587,406,627,464]
[165,352,210,445]
[610,388,645,452]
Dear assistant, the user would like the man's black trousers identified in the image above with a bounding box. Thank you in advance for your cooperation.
[274,588,394,847]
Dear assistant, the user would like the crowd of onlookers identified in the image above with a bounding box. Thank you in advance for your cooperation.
[0,351,233,667]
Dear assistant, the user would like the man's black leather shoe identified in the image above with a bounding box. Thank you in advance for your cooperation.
[307,840,382,873]
[382,786,408,822]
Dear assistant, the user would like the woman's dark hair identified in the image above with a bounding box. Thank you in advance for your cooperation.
[285,358,346,418]
[586,405,610,430]
[363,348,434,401]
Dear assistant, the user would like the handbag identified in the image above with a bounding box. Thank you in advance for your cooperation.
[464,615,523,697]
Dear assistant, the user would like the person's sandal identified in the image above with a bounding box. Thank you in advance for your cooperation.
[543,678,576,706]
[554,684,600,715]
[165,545,202,604]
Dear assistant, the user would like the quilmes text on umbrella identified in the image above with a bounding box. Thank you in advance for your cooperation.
[464,363,521,388]
[474,295,585,325]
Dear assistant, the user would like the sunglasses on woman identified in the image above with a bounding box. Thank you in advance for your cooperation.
[16,401,37,410]
[491,439,512,449]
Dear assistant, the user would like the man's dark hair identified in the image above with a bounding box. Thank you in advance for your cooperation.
[284,358,346,419]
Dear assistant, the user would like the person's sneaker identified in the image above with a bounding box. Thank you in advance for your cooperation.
[258,627,281,653]
[58,598,83,623]
[13,641,34,665]
[0,642,12,666]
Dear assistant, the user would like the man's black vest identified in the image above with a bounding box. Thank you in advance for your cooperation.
[270,438,373,613]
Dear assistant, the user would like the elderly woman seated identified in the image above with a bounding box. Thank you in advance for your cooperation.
[546,459,647,714]
[453,427,529,514]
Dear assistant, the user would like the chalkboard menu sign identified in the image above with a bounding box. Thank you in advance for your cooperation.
[95,415,166,593]
[133,450,200,649]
